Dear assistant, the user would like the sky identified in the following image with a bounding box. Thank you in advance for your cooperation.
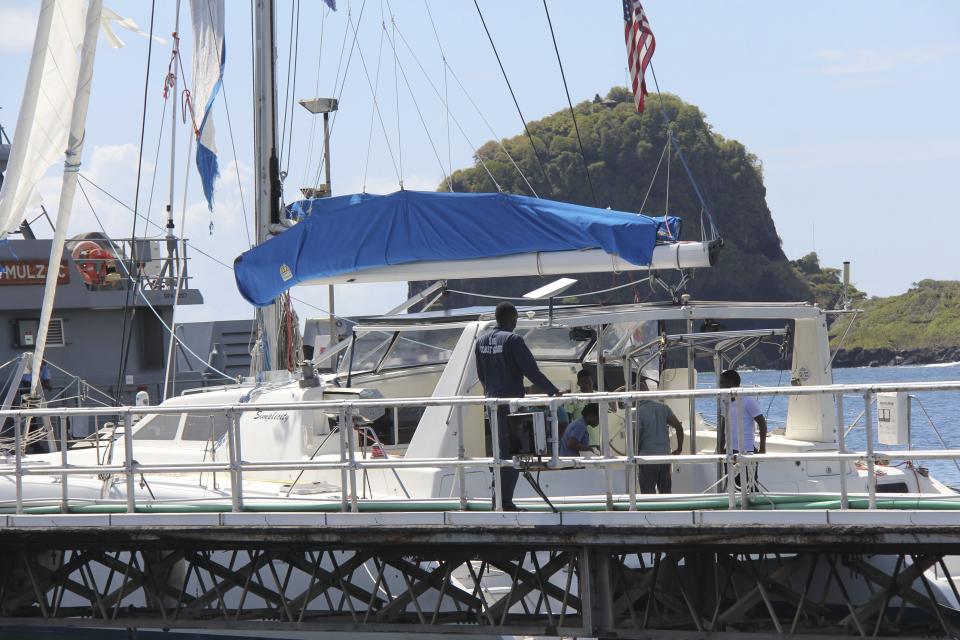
[1,0,958,325]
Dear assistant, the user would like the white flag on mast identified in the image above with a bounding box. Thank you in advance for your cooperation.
[189,0,225,211]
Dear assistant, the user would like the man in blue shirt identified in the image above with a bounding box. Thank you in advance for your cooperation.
[475,302,562,510]
[560,403,600,456]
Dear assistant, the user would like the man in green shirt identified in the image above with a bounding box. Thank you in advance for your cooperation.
[635,380,684,494]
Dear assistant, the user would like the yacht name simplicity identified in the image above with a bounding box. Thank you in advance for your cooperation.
[253,410,289,422]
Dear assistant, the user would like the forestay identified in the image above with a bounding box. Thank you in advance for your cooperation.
[233,190,680,307]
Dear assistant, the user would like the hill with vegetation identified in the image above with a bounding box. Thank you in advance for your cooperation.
[829,280,960,366]
[790,252,865,310]
[412,88,811,306]
[788,254,960,365]
[409,89,960,367]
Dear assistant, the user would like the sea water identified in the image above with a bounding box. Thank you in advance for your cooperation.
[693,362,960,489]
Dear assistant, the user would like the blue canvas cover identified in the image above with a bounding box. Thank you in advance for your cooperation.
[234,190,680,307]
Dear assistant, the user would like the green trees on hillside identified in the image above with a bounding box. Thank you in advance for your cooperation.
[423,88,811,305]
[790,252,866,310]
[830,280,960,352]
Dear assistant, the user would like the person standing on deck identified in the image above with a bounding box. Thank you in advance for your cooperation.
[717,369,768,489]
[475,302,563,511]
[635,380,684,494]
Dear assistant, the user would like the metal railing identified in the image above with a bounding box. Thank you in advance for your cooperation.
[1,380,959,516]
[66,237,193,291]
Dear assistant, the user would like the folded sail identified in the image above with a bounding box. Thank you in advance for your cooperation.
[233,190,683,307]
[0,1,87,239]
[189,0,225,210]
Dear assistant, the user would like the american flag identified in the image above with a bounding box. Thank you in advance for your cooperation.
[623,0,656,113]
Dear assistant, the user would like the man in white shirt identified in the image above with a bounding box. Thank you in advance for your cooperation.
[717,369,767,488]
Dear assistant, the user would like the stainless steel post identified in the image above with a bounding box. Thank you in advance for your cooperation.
[456,404,467,510]
[864,392,876,509]
[346,406,359,512]
[550,399,560,465]
[14,416,22,515]
[338,407,348,512]
[740,450,749,511]
[714,353,723,488]
[723,397,735,509]
[227,410,243,512]
[686,316,697,454]
[489,402,503,511]
[597,325,614,510]
[836,393,848,510]
[392,406,400,445]
[624,388,636,511]
[60,413,68,513]
[124,410,135,513]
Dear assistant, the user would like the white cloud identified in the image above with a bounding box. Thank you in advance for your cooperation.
[0,6,38,54]
[35,143,152,236]
[814,44,960,76]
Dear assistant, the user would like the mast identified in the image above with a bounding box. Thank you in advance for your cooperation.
[162,1,182,400]
[31,0,104,398]
[253,0,282,372]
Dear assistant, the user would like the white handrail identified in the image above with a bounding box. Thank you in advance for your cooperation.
[1,380,958,515]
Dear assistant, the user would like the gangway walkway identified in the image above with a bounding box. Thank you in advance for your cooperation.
[1,508,960,637]
[1,381,960,637]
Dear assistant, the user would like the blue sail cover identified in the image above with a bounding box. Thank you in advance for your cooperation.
[234,190,680,307]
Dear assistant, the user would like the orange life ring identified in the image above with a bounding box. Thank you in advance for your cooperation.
[72,241,119,286]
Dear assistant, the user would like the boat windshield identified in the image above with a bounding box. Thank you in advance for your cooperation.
[343,331,394,374]
[380,328,461,370]
[584,320,659,362]
[518,326,594,361]
[340,327,462,374]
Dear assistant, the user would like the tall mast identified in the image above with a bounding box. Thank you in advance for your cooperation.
[31,0,104,397]
[253,0,282,371]
[162,1,182,400]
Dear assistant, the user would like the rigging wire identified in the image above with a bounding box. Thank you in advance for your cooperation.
[313,0,369,188]
[385,4,534,194]
[638,140,668,215]
[388,3,403,188]
[423,0,453,191]
[344,8,402,184]
[381,11,454,187]
[279,0,300,176]
[390,24,503,192]
[541,0,597,206]
[362,2,388,192]
[143,96,169,232]
[77,179,237,384]
[76,173,351,323]
[473,0,553,195]
[114,0,158,405]
[302,5,330,187]
[647,62,719,241]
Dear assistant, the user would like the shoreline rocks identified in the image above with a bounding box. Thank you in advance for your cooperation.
[831,346,960,369]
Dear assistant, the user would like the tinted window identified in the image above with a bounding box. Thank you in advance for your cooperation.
[135,414,181,440]
[182,413,230,441]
